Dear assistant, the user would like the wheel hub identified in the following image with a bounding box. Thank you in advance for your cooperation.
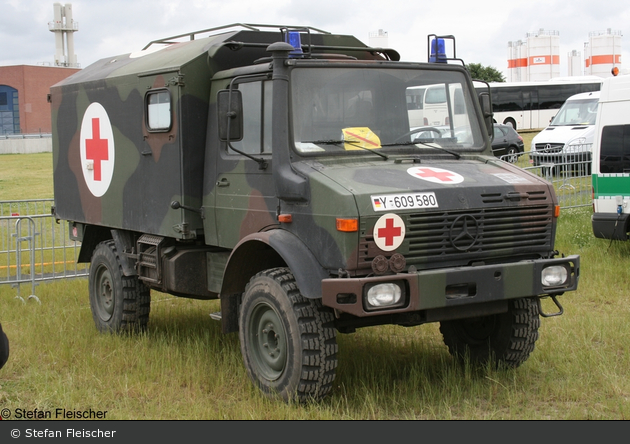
[262,322,281,358]
[249,303,287,381]
[95,266,114,320]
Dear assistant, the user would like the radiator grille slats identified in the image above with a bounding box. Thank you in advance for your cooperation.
[359,205,553,268]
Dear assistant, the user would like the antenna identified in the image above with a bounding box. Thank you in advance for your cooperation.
[48,3,79,68]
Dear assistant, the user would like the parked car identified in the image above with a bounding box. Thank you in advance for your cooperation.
[492,123,524,163]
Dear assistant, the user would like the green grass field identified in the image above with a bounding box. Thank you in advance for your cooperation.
[1,147,630,420]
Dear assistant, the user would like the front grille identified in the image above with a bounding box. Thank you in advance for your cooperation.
[535,143,564,153]
[359,205,554,269]
[481,190,548,204]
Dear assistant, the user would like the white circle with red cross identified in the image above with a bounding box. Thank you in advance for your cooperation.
[407,166,463,184]
[79,102,115,197]
[373,213,406,252]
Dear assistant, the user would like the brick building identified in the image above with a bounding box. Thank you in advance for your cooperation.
[0,65,80,135]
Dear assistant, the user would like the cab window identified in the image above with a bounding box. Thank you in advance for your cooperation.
[229,80,273,155]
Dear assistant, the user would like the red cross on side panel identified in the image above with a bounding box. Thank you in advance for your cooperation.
[377,217,402,246]
[86,118,109,181]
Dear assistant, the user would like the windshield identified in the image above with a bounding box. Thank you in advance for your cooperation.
[551,98,599,126]
[291,67,485,156]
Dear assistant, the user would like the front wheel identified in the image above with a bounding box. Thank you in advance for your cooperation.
[505,146,519,163]
[89,240,151,333]
[239,268,338,403]
[439,297,540,369]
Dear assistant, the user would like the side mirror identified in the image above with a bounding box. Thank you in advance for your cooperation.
[217,89,243,141]
[478,92,494,141]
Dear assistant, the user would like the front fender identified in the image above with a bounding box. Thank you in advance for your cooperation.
[222,229,328,299]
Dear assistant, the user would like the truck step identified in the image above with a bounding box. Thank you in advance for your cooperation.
[136,234,164,284]
[209,312,222,321]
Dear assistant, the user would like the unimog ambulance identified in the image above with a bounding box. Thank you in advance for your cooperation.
[50,24,580,403]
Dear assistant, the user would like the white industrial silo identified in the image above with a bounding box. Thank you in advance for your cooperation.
[369,29,389,48]
[567,50,582,76]
[585,29,622,77]
[507,40,528,82]
[526,29,560,81]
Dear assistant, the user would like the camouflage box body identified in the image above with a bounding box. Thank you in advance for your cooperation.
[50,25,580,402]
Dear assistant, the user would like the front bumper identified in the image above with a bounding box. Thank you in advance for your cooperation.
[529,151,591,166]
[321,255,580,317]
[592,213,630,240]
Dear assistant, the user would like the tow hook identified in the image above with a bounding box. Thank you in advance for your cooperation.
[537,294,564,318]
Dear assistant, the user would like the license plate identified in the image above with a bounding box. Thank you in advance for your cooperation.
[371,192,438,211]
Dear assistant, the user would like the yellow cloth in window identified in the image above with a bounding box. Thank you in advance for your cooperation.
[341,127,381,150]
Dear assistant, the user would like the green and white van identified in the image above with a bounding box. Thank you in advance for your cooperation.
[591,74,630,240]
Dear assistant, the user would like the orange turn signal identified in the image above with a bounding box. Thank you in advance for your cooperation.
[554,205,561,218]
[278,214,293,223]
[336,218,358,232]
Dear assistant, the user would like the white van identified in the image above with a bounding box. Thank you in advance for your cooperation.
[529,91,599,170]
[591,74,630,240]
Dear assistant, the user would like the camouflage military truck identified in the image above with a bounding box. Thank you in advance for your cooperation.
[50,24,580,403]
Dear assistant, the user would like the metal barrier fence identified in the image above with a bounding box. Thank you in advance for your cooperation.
[0,151,592,301]
[499,146,592,209]
[0,133,52,139]
[0,199,88,302]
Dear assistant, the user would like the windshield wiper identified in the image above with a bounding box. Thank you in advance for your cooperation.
[381,140,461,159]
[301,139,389,160]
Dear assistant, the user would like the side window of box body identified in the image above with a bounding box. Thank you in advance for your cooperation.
[146,89,172,132]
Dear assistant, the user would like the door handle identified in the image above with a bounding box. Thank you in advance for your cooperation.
[217,178,230,187]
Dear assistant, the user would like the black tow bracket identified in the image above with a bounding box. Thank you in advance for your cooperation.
[537,294,564,318]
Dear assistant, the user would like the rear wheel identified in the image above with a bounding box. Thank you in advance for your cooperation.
[239,268,338,403]
[439,297,540,369]
[503,117,517,130]
[89,240,151,333]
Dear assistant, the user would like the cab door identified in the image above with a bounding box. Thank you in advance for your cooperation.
[212,78,277,249]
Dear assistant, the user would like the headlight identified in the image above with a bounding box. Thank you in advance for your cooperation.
[365,282,404,310]
[542,265,569,287]
[566,138,587,153]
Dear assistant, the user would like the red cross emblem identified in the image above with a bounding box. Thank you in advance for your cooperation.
[414,168,455,182]
[373,213,405,252]
[378,218,401,246]
[80,102,115,197]
[407,166,463,184]
[86,118,109,181]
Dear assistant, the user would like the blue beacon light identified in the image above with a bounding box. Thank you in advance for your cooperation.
[429,38,447,63]
[285,31,304,56]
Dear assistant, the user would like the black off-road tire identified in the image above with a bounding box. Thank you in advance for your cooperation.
[89,240,151,333]
[439,297,540,369]
[239,267,338,403]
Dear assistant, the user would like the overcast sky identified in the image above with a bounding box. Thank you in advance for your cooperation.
[2,0,629,78]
